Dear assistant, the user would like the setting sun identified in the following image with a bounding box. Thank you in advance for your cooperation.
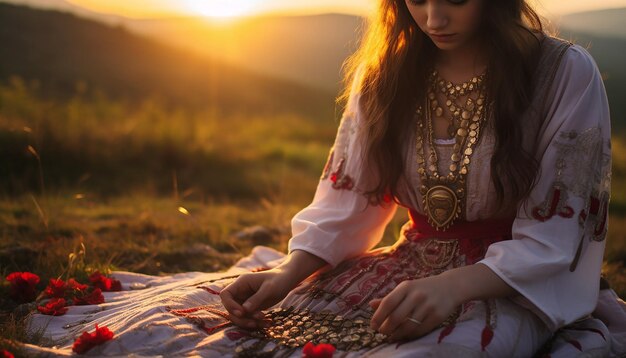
[63,0,626,19]
[181,0,258,18]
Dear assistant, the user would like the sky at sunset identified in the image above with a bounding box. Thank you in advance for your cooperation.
[66,0,626,19]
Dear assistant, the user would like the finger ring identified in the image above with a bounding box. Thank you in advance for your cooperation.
[405,317,422,325]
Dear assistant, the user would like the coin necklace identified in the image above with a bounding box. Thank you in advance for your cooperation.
[430,69,486,138]
[416,70,488,231]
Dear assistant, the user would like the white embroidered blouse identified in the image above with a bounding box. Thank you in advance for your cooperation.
[287,42,612,332]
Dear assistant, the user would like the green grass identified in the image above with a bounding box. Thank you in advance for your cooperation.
[0,78,338,201]
[0,192,411,275]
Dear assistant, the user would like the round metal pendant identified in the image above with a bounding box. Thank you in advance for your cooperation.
[424,185,459,230]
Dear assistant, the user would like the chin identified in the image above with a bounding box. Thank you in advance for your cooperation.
[432,42,460,51]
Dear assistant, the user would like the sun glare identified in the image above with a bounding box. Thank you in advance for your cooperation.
[182,0,257,19]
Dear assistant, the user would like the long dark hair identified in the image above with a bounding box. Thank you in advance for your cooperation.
[338,0,545,213]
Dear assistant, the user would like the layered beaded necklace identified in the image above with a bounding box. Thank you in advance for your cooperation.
[416,69,488,231]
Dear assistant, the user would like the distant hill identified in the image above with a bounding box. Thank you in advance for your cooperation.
[559,8,626,39]
[0,0,365,92]
[0,0,126,25]
[0,3,335,118]
[125,14,365,92]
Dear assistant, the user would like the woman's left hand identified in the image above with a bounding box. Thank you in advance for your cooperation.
[369,274,461,342]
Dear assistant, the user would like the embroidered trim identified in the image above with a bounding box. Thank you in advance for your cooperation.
[554,128,605,198]
[532,181,574,222]
[322,112,357,191]
[481,299,497,351]
[437,304,463,344]
[579,191,609,241]
[418,238,460,269]
[532,127,610,228]
[198,286,221,295]
[570,190,610,271]
[167,304,232,335]
[329,157,354,190]
[543,127,612,270]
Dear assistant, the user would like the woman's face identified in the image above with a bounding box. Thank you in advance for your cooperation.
[404,0,485,52]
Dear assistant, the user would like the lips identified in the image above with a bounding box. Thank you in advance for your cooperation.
[429,33,457,42]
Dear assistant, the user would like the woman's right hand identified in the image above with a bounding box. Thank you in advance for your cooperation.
[220,250,328,329]
[220,268,299,329]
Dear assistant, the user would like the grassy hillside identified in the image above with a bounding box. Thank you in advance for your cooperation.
[0,80,338,200]
[0,3,335,118]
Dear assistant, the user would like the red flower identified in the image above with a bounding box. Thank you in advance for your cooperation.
[75,288,105,305]
[66,278,88,292]
[302,342,335,358]
[88,271,122,292]
[109,279,122,292]
[72,324,114,354]
[6,272,40,303]
[1,349,15,358]
[44,278,67,298]
[37,298,68,316]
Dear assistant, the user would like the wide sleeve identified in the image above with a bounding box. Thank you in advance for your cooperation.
[287,70,398,268]
[478,45,612,331]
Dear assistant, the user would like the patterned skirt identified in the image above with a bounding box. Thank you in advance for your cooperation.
[24,213,619,357]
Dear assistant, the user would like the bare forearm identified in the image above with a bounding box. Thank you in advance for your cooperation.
[440,263,517,305]
[276,249,328,284]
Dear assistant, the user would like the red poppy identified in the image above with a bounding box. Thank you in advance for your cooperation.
[6,271,40,303]
[44,278,67,298]
[1,349,15,358]
[109,279,122,292]
[37,298,68,316]
[302,342,335,358]
[88,271,122,292]
[66,278,88,292]
[74,288,105,305]
[72,324,115,354]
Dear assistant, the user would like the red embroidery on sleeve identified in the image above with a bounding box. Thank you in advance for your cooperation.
[579,191,609,240]
[329,158,354,190]
[532,182,574,222]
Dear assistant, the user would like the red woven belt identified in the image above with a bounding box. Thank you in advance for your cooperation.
[408,210,514,240]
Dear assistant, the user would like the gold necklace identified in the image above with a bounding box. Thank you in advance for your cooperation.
[416,71,488,231]
[428,70,486,138]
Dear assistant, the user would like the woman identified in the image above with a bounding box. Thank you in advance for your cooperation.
[25,0,624,356]
[219,0,619,356]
